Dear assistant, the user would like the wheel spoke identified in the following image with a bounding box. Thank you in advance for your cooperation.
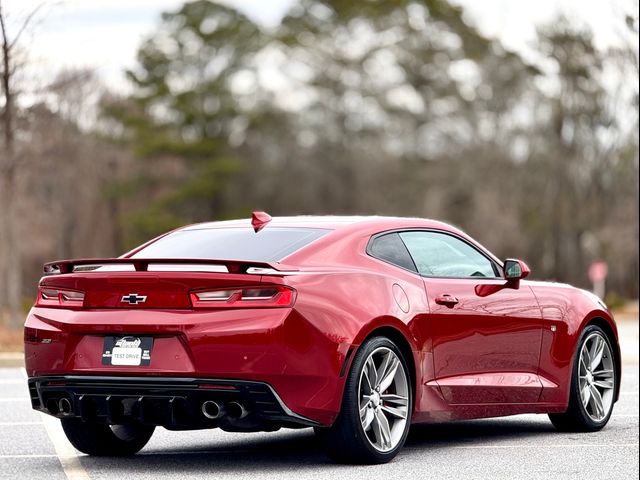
[593,369,614,377]
[583,346,593,370]
[579,377,588,393]
[381,405,407,419]
[376,351,391,383]
[580,353,590,374]
[366,357,378,390]
[590,336,605,371]
[581,384,591,406]
[360,395,371,417]
[362,366,373,395]
[593,380,614,389]
[589,385,605,419]
[377,355,399,392]
[588,336,599,362]
[373,409,392,449]
[381,393,408,406]
[361,406,374,431]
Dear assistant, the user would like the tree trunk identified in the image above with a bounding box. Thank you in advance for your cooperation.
[1,1,23,328]
[0,174,21,327]
[0,177,6,322]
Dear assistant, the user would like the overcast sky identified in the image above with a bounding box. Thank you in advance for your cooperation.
[2,0,637,92]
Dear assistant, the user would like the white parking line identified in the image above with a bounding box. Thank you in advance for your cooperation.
[40,414,90,480]
[18,368,90,480]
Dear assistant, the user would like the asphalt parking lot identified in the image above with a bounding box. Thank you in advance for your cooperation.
[1,321,637,480]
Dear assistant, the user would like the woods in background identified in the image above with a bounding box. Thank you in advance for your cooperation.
[1,0,638,328]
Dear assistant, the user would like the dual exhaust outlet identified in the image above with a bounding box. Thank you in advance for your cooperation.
[201,400,248,420]
[46,397,248,421]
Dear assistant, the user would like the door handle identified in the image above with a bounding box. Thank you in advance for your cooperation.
[435,294,459,306]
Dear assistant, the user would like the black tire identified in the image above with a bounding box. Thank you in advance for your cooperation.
[549,325,617,432]
[315,336,412,464]
[61,418,155,456]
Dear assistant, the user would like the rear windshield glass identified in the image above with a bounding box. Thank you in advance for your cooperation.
[131,227,330,262]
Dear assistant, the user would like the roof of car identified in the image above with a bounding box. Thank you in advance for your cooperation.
[180,215,455,232]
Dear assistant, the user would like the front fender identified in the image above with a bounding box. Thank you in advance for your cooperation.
[530,282,621,405]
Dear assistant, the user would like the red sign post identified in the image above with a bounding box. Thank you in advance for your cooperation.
[588,261,608,300]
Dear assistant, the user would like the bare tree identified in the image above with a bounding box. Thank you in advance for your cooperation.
[0,0,44,327]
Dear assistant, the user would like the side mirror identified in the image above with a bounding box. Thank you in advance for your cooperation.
[504,259,531,280]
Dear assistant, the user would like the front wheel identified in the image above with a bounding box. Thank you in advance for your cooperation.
[61,418,155,456]
[549,325,617,432]
[315,336,412,464]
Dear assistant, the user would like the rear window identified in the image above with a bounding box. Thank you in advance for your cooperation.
[131,227,330,262]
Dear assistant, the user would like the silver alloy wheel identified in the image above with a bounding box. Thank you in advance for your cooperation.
[579,332,615,422]
[358,346,409,452]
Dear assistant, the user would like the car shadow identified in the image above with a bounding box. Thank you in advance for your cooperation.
[77,417,556,472]
[79,429,330,473]
[406,417,556,448]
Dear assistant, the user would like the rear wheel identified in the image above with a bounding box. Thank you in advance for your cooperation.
[549,325,617,432]
[315,336,412,464]
[61,418,155,456]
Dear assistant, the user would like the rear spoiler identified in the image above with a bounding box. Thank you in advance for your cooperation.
[43,258,297,276]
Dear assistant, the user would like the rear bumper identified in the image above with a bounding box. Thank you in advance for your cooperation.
[24,306,351,425]
[29,375,319,431]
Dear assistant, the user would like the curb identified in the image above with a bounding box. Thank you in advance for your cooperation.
[616,316,639,365]
[0,352,24,368]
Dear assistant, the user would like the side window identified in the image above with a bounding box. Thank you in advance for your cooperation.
[369,233,417,272]
[399,231,497,278]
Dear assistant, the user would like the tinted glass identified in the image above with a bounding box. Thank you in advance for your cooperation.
[369,233,417,272]
[132,227,329,262]
[399,231,497,278]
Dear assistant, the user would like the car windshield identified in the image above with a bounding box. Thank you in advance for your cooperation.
[130,227,330,262]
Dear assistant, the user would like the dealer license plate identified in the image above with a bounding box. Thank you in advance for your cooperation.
[102,336,153,366]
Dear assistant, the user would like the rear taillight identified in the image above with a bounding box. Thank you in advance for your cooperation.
[190,285,296,309]
[36,286,85,308]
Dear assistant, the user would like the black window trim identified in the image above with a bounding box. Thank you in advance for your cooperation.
[366,228,504,280]
[365,232,419,274]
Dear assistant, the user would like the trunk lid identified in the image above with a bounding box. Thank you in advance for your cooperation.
[39,258,289,309]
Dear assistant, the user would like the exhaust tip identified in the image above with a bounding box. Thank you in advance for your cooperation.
[201,400,223,420]
[226,401,248,419]
[58,398,72,415]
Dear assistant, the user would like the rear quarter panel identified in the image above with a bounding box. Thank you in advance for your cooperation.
[274,230,434,421]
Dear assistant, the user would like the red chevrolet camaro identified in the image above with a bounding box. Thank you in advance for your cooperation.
[24,213,620,463]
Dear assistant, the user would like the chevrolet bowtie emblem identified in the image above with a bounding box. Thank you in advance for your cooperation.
[121,293,147,305]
